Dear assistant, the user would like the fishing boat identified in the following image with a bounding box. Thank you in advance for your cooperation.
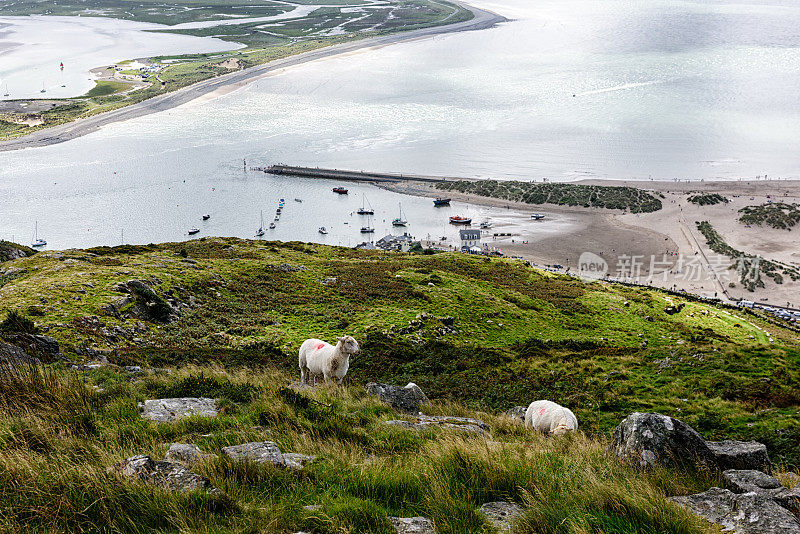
[449,216,472,225]
[433,197,451,206]
[255,211,265,237]
[479,220,493,229]
[31,221,46,247]
[360,226,375,234]
[531,213,545,220]
[392,202,407,227]
[333,187,348,195]
[318,227,328,234]
[269,223,276,229]
[357,194,374,215]
[188,227,200,235]
[202,214,210,220]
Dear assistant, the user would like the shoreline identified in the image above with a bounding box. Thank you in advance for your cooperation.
[376,177,800,304]
[0,2,507,152]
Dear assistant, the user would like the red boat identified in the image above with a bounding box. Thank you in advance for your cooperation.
[449,216,472,225]
[333,187,348,194]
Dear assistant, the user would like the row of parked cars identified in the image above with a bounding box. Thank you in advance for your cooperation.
[737,300,800,323]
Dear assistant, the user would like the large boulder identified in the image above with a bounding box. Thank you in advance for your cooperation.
[384,415,489,435]
[221,441,285,466]
[140,397,218,423]
[389,516,435,533]
[164,443,217,465]
[669,487,800,533]
[366,382,429,414]
[724,470,800,514]
[111,455,219,494]
[611,413,718,473]
[707,440,771,473]
[478,502,524,532]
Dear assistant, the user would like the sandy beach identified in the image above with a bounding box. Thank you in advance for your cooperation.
[380,178,800,305]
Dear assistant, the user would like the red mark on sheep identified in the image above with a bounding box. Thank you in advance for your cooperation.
[316,343,325,350]
[538,408,546,416]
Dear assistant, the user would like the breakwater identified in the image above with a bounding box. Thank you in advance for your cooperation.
[261,165,452,184]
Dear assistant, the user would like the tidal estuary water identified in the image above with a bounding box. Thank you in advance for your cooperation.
[2,0,800,249]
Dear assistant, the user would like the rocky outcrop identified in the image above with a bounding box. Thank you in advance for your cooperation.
[366,382,429,414]
[504,406,527,423]
[0,333,61,365]
[723,470,800,514]
[611,412,718,473]
[389,516,435,533]
[222,441,284,465]
[669,488,800,533]
[164,443,217,465]
[110,455,219,494]
[478,502,524,532]
[107,279,195,323]
[140,398,218,423]
[283,453,317,469]
[384,415,489,435]
[707,440,771,473]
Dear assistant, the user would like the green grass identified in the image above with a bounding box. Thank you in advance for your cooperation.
[83,80,131,98]
[1,238,799,469]
[687,193,727,206]
[435,180,663,213]
[739,202,800,230]
[0,364,726,533]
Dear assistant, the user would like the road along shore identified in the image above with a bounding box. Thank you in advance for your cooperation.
[0,3,506,152]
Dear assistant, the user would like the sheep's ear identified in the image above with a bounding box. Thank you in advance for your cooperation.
[337,336,345,342]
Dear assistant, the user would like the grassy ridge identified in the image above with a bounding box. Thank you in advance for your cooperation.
[1,238,799,469]
[0,364,719,533]
[739,202,800,230]
[434,180,663,213]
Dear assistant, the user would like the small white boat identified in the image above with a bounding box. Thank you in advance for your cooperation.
[357,193,375,215]
[256,210,265,236]
[202,214,210,220]
[392,202,408,227]
[480,220,493,229]
[360,226,375,234]
[294,198,302,202]
[531,213,545,220]
[188,228,200,235]
[31,221,46,247]
[269,223,276,229]
[318,227,328,234]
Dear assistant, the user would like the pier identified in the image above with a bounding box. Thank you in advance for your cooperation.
[260,165,456,184]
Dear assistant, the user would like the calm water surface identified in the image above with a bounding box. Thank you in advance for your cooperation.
[2,0,800,249]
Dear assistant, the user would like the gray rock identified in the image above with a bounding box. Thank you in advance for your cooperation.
[140,397,218,423]
[221,441,284,466]
[707,440,771,473]
[366,382,429,414]
[164,443,216,465]
[611,412,718,473]
[669,487,800,533]
[478,502,524,532]
[384,415,489,435]
[724,470,800,514]
[389,516,435,533]
[111,455,219,494]
[505,406,527,423]
[283,453,317,469]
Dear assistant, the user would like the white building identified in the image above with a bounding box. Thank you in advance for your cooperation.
[459,229,481,252]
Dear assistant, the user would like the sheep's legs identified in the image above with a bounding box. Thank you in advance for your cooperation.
[300,367,307,384]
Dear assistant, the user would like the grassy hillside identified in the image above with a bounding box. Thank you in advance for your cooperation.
[1,238,799,469]
[0,365,719,533]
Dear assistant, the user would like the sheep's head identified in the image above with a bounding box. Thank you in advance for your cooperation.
[337,335,360,355]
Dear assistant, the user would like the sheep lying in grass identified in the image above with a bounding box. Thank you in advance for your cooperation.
[299,336,360,385]
[524,400,578,435]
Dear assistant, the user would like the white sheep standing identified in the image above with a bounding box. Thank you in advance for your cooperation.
[298,336,360,385]
[524,400,578,435]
